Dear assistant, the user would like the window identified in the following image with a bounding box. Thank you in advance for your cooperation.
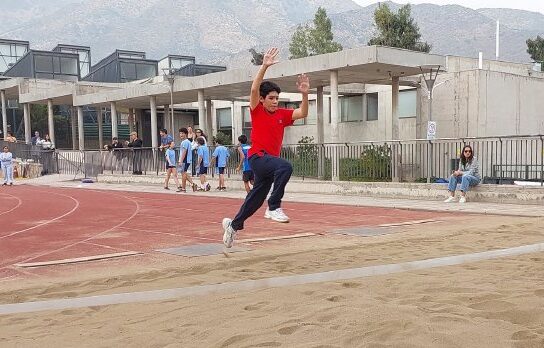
[242,106,251,138]
[136,63,156,79]
[398,89,417,118]
[61,57,78,75]
[340,95,363,122]
[34,55,53,72]
[292,100,317,125]
[216,107,233,142]
[120,62,137,80]
[366,93,378,121]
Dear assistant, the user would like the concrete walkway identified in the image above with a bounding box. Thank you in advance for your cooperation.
[22,174,544,218]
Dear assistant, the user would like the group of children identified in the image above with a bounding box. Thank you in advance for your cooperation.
[163,129,254,194]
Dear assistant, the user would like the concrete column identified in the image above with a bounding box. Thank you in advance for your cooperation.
[47,99,55,145]
[77,106,85,150]
[110,102,118,138]
[23,104,31,144]
[150,96,158,148]
[205,99,213,138]
[197,89,205,130]
[128,108,135,133]
[316,86,325,180]
[97,107,104,150]
[230,101,237,140]
[71,107,77,150]
[391,76,400,140]
[1,90,7,140]
[391,76,400,182]
[330,71,339,142]
[330,70,340,181]
[316,86,324,144]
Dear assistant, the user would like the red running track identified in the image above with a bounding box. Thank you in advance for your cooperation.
[0,185,450,281]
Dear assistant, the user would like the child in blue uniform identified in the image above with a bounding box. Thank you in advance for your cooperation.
[212,138,230,191]
[236,134,254,193]
[196,137,211,191]
[164,141,182,192]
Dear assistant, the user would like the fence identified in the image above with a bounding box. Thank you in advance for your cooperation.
[2,135,543,185]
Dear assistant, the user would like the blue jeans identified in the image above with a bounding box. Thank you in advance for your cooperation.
[448,174,480,193]
[231,154,293,231]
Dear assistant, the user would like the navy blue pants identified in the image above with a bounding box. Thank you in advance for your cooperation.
[231,154,293,231]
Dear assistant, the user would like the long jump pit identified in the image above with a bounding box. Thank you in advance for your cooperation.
[1,184,543,347]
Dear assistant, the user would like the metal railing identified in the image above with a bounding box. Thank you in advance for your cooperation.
[3,135,543,185]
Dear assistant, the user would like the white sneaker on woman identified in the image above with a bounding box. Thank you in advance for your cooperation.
[264,208,290,223]
[459,196,467,203]
[444,196,456,203]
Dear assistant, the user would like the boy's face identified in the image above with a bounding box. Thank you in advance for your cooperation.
[179,132,186,140]
[169,142,175,149]
[260,91,279,113]
[3,147,8,152]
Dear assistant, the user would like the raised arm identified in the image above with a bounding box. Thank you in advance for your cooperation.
[250,47,279,110]
[292,74,310,120]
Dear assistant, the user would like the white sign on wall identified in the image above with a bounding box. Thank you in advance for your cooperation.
[427,121,437,140]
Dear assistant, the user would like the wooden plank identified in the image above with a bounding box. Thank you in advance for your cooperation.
[14,251,142,268]
[378,219,440,227]
[237,232,316,243]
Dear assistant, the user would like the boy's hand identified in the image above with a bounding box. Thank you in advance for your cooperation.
[296,74,310,94]
[263,47,279,67]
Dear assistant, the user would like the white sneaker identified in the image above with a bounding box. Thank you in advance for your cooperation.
[222,218,237,248]
[264,208,290,223]
[459,196,466,203]
[444,196,456,203]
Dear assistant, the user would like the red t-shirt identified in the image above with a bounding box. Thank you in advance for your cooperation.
[248,103,294,158]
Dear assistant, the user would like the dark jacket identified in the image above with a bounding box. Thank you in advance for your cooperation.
[127,138,143,149]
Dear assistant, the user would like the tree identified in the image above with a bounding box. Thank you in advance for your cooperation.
[289,7,342,59]
[249,48,264,66]
[368,3,431,53]
[289,25,310,59]
[527,35,544,71]
[308,7,343,55]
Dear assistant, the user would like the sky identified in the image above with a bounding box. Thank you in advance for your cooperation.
[352,0,544,14]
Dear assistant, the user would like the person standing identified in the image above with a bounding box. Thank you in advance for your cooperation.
[31,131,41,146]
[177,128,198,192]
[0,146,14,186]
[222,47,310,248]
[196,137,211,191]
[211,138,230,191]
[126,131,143,175]
[164,141,182,192]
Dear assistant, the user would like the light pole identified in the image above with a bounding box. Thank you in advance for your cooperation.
[162,68,176,133]
[419,65,442,183]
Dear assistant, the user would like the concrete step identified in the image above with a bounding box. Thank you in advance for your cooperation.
[97,174,544,205]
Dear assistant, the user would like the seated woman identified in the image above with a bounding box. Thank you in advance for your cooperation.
[444,145,480,203]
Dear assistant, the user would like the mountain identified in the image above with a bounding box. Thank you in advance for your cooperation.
[329,2,543,64]
[0,0,543,69]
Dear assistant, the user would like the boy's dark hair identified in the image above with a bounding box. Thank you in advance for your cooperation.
[238,134,248,144]
[215,138,222,145]
[259,81,281,98]
[179,127,188,135]
[197,137,205,146]
[160,128,167,134]
[112,137,118,141]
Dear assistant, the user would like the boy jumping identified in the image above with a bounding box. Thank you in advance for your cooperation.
[222,47,309,248]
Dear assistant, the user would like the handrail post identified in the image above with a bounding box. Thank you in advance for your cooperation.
[540,136,544,186]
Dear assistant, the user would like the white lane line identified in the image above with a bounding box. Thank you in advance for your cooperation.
[0,193,23,217]
[1,241,543,315]
[14,191,141,266]
[0,192,80,240]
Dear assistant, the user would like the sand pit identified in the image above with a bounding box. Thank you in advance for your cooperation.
[1,213,544,347]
